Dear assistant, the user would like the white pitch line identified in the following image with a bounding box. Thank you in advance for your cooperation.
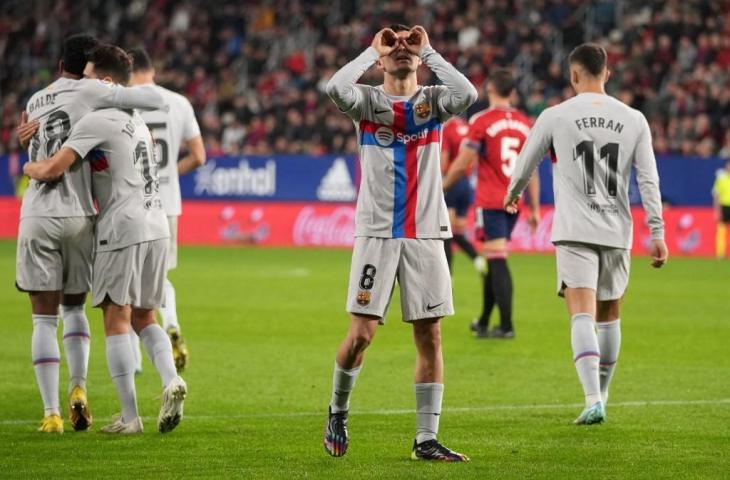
[2,398,728,426]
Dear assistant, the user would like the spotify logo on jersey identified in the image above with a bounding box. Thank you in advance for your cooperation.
[374,127,395,147]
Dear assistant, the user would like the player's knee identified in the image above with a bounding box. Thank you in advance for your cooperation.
[29,291,61,315]
[349,330,374,353]
[596,299,621,322]
[413,320,442,349]
[130,309,156,334]
[61,292,86,307]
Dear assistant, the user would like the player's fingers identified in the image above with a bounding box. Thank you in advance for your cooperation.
[20,111,28,124]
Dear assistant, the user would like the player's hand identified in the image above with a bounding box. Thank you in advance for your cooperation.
[504,194,519,214]
[402,26,429,55]
[527,209,540,233]
[17,111,39,150]
[372,28,398,57]
[649,239,668,268]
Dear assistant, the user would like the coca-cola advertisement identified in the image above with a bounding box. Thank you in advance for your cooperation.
[0,197,720,256]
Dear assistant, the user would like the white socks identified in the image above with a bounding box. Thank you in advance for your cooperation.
[159,279,179,331]
[597,319,621,404]
[571,313,602,407]
[105,334,138,423]
[129,330,143,373]
[60,305,90,393]
[415,383,443,444]
[32,315,61,416]
[329,362,362,413]
[139,324,177,387]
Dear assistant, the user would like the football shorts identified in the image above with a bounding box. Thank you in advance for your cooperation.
[476,208,519,242]
[721,206,730,224]
[346,237,454,323]
[444,177,473,218]
[92,239,167,309]
[16,216,94,294]
[555,241,630,301]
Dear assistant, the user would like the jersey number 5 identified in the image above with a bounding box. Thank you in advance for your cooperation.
[574,141,619,198]
[500,136,520,177]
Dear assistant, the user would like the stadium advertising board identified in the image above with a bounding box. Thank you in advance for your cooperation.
[178,154,359,202]
[0,154,723,256]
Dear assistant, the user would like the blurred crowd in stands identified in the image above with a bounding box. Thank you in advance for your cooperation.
[1,0,729,158]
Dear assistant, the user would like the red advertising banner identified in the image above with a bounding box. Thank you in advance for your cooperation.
[0,197,721,256]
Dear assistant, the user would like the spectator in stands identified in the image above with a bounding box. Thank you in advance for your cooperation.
[1,0,729,158]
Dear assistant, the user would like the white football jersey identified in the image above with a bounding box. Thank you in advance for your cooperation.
[138,85,201,216]
[508,92,664,249]
[326,46,477,239]
[21,77,164,219]
[64,108,169,252]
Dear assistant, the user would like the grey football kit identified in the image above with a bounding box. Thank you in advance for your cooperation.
[63,108,169,308]
[327,45,477,321]
[508,92,664,300]
[138,85,201,270]
[16,78,164,293]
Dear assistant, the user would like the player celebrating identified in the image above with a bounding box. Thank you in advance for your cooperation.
[441,115,482,272]
[323,24,476,461]
[443,68,539,338]
[25,44,187,434]
[128,47,206,373]
[505,44,668,424]
[15,34,164,433]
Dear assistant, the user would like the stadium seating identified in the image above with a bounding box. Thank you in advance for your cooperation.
[1,0,728,158]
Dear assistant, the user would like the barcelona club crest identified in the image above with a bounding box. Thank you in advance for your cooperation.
[415,102,431,118]
[356,290,371,306]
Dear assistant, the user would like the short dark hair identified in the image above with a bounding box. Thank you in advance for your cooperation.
[568,43,607,76]
[88,44,133,85]
[488,68,516,97]
[62,34,98,76]
[127,47,153,72]
[388,24,410,33]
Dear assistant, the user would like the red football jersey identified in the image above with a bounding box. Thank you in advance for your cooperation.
[465,107,532,209]
[441,117,472,175]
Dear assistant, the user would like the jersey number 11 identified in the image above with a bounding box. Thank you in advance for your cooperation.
[574,141,619,198]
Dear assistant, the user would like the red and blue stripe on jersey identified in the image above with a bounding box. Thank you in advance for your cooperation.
[359,101,441,238]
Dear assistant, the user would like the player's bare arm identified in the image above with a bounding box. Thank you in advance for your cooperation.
[526,174,541,231]
[178,135,206,175]
[23,147,79,182]
[17,111,40,151]
[442,146,477,191]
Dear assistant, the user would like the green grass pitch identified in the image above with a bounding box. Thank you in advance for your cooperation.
[0,240,728,478]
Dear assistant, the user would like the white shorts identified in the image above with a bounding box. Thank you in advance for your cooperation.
[346,237,454,323]
[555,242,630,301]
[16,216,95,294]
[166,216,178,271]
[92,239,167,309]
